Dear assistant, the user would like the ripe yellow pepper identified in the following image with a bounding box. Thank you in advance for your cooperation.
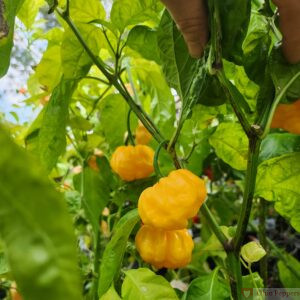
[110,145,154,181]
[135,225,194,269]
[135,122,152,145]
[271,99,300,134]
[138,169,207,230]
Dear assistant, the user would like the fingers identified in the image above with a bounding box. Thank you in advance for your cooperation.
[161,0,209,58]
[272,0,300,64]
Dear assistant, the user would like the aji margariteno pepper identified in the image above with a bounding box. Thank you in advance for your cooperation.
[135,225,194,269]
[135,122,152,145]
[138,169,207,230]
[271,99,300,134]
[110,145,154,181]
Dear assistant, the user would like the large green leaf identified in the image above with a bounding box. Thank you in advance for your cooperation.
[259,133,300,163]
[278,253,300,289]
[39,79,77,173]
[183,267,230,300]
[110,0,162,32]
[256,153,300,232]
[35,45,62,91]
[127,25,160,64]
[122,268,179,300]
[99,94,129,151]
[17,0,43,28]
[70,0,105,23]
[209,123,248,171]
[61,23,104,79]
[98,209,140,297]
[270,48,300,102]
[73,159,113,235]
[100,285,121,300]
[0,0,25,78]
[242,13,271,84]
[219,0,251,64]
[0,126,82,300]
[157,10,197,101]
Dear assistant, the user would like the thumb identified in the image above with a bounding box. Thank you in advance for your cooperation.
[161,0,209,58]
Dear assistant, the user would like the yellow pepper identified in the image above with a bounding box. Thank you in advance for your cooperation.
[138,169,207,230]
[271,99,300,134]
[110,145,154,181]
[135,225,194,269]
[135,122,152,145]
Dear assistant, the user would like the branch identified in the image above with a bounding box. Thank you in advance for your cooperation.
[233,137,262,252]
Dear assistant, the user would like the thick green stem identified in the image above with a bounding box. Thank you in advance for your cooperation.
[227,252,243,300]
[91,230,101,300]
[258,198,268,286]
[234,137,261,252]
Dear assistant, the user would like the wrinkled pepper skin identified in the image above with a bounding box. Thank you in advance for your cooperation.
[110,145,154,181]
[138,169,207,230]
[271,99,300,134]
[135,123,152,145]
[135,225,194,269]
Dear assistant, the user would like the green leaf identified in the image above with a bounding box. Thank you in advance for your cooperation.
[184,267,230,300]
[98,94,129,150]
[270,48,300,102]
[0,251,9,275]
[70,0,105,23]
[198,75,227,107]
[73,158,113,235]
[242,13,271,84]
[110,0,162,32]
[127,25,160,64]
[98,209,140,297]
[39,79,77,173]
[157,10,197,101]
[0,126,82,300]
[256,153,300,232]
[35,45,62,91]
[17,0,44,29]
[278,253,300,288]
[122,268,179,300]
[0,0,25,78]
[259,133,300,163]
[100,285,121,300]
[219,0,251,64]
[61,23,104,79]
[209,123,248,171]
[242,272,264,288]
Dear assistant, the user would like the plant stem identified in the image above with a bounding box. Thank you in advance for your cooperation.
[260,71,300,138]
[227,252,243,300]
[154,140,168,178]
[234,137,261,252]
[217,70,252,137]
[126,109,135,146]
[201,203,228,249]
[58,11,164,144]
[91,230,101,300]
[258,198,268,286]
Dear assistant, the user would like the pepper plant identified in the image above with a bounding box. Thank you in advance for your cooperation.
[0,0,300,300]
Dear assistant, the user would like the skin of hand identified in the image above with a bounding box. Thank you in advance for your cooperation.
[160,0,209,58]
[272,0,300,64]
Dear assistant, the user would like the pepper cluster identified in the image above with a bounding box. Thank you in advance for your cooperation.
[136,169,207,269]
